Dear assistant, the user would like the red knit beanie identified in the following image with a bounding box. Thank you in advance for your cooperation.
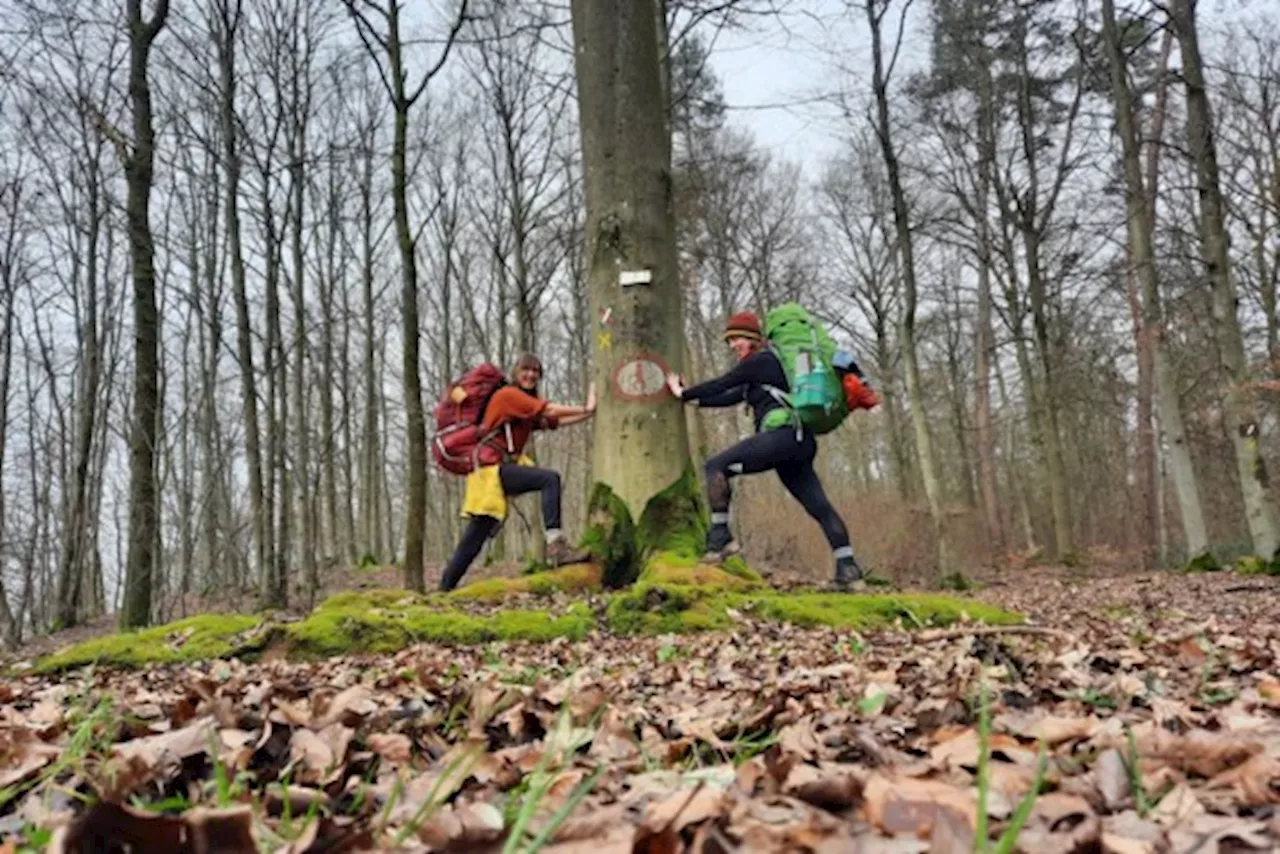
[722,311,762,342]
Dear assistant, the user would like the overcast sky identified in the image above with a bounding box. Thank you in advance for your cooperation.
[702,0,1268,180]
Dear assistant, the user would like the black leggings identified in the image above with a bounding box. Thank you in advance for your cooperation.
[439,465,562,591]
[704,429,851,551]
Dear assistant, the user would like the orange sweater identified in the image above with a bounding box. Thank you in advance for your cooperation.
[480,386,557,458]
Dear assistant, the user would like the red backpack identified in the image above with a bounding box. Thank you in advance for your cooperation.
[431,364,510,475]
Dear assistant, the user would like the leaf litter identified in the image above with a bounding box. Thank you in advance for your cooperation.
[1,569,1279,851]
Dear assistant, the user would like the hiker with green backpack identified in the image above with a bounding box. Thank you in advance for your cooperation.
[667,306,878,589]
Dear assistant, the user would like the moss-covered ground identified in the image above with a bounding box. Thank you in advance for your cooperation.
[30,557,1022,674]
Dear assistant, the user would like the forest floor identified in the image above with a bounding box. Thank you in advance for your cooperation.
[2,562,1280,852]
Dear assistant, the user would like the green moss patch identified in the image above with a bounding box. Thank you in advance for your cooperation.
[583,465,712,587]
[636,465,707,562]
[281,591,594,657]
[606,585,1021,636]
[450,563,604,602]
[1236,555,1280,576]
[1183,551,1223,573]
[640,551,764,590]
[33,586,1021,673]
[35,614,264,673]
[749,592,1020,630]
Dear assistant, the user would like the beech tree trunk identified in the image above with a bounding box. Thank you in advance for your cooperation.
[1171,0,1280,560]
[571,0,693,517]
[1102,0,1209,563]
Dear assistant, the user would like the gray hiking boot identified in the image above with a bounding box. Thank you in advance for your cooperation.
[702,524,741,564]
[545,538,590,568]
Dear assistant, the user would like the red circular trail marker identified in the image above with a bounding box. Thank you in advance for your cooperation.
[611,353,671,402]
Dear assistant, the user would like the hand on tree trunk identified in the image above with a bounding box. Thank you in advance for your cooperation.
[666,373,685,399]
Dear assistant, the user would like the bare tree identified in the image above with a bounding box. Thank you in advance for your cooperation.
[344,0,469,591]
[862,0,950,573]
[119,0,172,628]
[213,0,270,598]
[0,169,23,645]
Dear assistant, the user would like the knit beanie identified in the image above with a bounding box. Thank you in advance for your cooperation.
[722,311,763,342]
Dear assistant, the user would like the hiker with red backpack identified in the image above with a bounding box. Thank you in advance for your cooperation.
[433,354,595,591]
[667,307,879,589]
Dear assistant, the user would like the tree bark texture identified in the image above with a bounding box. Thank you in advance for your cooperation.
[571,0,693,517]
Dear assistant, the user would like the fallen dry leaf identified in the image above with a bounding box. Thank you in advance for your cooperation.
[4,568,1279,852]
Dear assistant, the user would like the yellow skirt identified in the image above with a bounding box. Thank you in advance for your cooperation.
[460,455,533,521]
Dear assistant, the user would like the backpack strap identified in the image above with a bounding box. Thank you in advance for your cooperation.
[761,346,803,440]
[761,384,803,440]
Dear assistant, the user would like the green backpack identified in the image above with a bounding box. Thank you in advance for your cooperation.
[760,303,849,435]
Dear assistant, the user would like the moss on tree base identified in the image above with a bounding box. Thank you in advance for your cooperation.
[582,465,710,587]
[1235,554,1280,576]
[449,563,604,602]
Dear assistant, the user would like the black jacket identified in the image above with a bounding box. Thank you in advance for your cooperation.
[680,350,789,431]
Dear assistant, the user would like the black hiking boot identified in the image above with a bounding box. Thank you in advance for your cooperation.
[831,556,866,592]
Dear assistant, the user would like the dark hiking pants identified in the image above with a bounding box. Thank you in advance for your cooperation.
[439,465,562,591]
[704,429,852,553]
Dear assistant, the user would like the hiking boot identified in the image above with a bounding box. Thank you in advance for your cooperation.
[832,556,866,591]
[702,524,741,564]
[702,540,742,565]
[545,538,590,568]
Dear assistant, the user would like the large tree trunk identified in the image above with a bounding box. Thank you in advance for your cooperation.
[120,0,171,629]
[1102,0,1209,564]
[865,0,949,573]
[1171,0,1280,560]
[571,0,693,518]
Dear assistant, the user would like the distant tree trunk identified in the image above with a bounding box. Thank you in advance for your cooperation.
[865,0,949,573]
[120,0,171,629]
[356,119,383,563]
[1101,0,1208,564]
[0,261,16,646]
[55,145,104,629]
[319,142,343,568]
[287,20,317,604]
[941,279,976,508]
[995,355,1037,552]
[973,74,1004,555]
[216,0,268,593]
[198,147,225,591]
[260,166,288,609]
[344,0,467,590]
[1171,0,1280,560]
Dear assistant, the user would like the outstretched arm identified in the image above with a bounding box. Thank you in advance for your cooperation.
[543,383,596,425]
[668,352,768,407]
